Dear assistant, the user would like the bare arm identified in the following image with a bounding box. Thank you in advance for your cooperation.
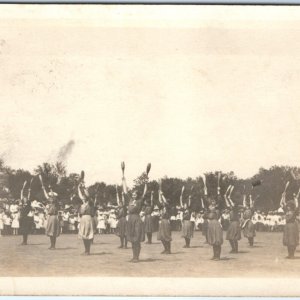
[150,190,154,207]
[228,185,234,207]
[161,193,168,206]
[249,194,254,208]
[42,185,49,200]
[224,185,231,207]
[295,187,300,208]
[122,177,128,195]
[116,185,120,206]
[78,185,85,201]
[142,181,148,199]
[21,181,27,200]
[180,186,185,207]
[121,192,125,206]
[201,197,205,210]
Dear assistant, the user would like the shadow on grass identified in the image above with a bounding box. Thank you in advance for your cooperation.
[90,252,113,256]
[170,251,185,254]
[220,257,236,261]
[54,247,77,250]
[138,258,164,263]
[189,246,204,249]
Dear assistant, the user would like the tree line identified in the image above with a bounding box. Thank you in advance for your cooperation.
[0,159,299,212]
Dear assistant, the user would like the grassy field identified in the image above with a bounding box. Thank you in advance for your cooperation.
[0,230,299,277]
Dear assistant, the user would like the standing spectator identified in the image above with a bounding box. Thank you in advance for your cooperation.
[3,211,12,235]
[11,211,20,235]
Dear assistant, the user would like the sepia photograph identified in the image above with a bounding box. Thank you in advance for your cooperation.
[1,4,300,296]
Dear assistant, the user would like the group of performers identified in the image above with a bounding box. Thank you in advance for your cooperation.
[15,163,300,262]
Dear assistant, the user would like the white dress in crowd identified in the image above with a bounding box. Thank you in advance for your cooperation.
[97,213,106,230]
[34,214,40,229]
[108,213,117,229]
[3,214,12,226]
[0,212,4,230]
[11,212,20,229]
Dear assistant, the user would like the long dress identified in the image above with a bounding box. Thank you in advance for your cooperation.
[12,212,20,229]
[182,209,193,239]
[207,219,223,246]
[144,204,154,233]
[126,199,145,243]
[45,203,60,237]
[242,209,256,238]
[283,210,299,247]
[157,210,172,242]
[116,206,127,238]
[19,201,33,235]
[226,209,241,241]
[78,201,95,240]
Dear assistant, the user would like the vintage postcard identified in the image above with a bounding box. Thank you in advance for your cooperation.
[0,4,300,296]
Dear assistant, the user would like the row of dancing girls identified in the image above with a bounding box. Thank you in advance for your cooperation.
[19,176,60,249]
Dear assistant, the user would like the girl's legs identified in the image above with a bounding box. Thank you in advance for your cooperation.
[166,241,171,254]
[161,240,167,253]
[119,237,124,248]
[234,240,238,253]
[146,233,152,244]
[49,236,56,249]
[229,240,235,252]
[22,234,28,245]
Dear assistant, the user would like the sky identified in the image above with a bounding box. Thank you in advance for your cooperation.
[0,5,300,185]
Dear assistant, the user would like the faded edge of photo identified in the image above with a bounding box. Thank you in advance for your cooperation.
[0,277,300,296]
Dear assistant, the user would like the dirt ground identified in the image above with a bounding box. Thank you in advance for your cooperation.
[0,230,299,277]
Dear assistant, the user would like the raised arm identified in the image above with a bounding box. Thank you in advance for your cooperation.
[116,185,121,206]
[42,185,49,200]
[121,192,126,206]
[202,174,207,196]
[78,184,85,201]
[249,194,254,208]
[142,181,148,199]
[150,190,154,207]
[28,178,34,201]
[188,195,191,208]
[200,197,205,210]
[224,185,231,207]
[180,186,185,207]
[122,177,128,195]
[228,185,235,207]
[295,187,300,208]
[21,181,27,200]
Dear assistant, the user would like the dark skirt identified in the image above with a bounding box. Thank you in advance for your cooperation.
[207,219,223,246]
[79,215,94,240]
[283,222,299,247]
[116,217,127,238]
[202,219,208,236]
[182,220,193,239]
[157,219,172,242]
[126,214,145,243]
[243,220,256,238]
[19,216,33,235]
[144,214,154,233]
[226,221,241,241]
[46,215,60,237]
